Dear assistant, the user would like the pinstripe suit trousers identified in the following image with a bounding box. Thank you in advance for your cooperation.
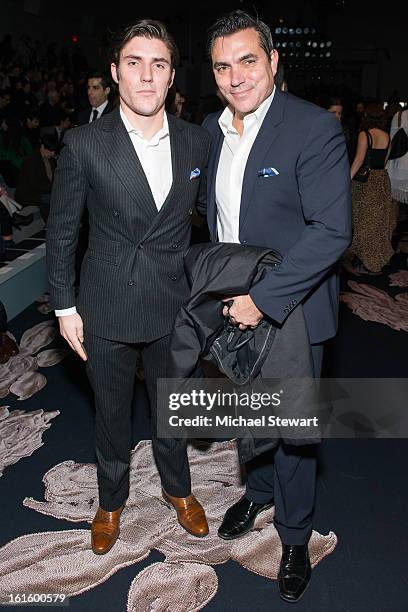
[84,332,191,511]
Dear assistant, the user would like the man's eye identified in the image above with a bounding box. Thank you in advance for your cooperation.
[128,61,137,66]
[155,64,165,69]
[245,59,255,65]
[217,66,227,73]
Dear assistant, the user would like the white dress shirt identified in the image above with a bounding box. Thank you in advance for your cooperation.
[119,108,172,210]
[55,108,173,317]
[88,99,109,122]
[216,87,275,243]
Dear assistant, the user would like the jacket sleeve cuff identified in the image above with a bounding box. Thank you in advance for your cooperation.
[249,284,292,326]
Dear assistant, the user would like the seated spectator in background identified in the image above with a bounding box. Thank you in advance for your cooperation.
[174,88,188,119]
[23,108,40,150]
[58,80,75,114]
[13,77,37,118]
[193,92,225,125]
[0,180,33,256]
[40,109,71,150]
[15,132,58,222]
[39,89,61,128]
[167,87,191,121]
[0,117,32,187]
[76,72,114,125]
[0,90,12,121]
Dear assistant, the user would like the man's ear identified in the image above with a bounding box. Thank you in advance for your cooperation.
[111,63,119,84]
[105,86,111,96]
[270,49,279,77]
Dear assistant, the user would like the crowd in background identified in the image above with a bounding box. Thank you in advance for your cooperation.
[1,31,407,273]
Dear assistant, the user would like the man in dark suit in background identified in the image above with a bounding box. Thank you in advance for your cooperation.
[76,72,115,125]
[40,110,72,150]
[203,11,351,603]
[47,19,210,556]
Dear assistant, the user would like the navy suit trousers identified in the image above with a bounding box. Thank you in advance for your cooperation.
[245,343,323,545]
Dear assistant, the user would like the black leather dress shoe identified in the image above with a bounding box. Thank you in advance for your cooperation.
[278,544,311,603]
[218,495,273,540]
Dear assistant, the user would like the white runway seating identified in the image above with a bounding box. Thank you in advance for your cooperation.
[1,206,47,321]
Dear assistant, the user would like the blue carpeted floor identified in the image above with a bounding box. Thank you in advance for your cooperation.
[1,231,407,612]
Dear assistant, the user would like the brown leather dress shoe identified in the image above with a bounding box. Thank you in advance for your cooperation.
[91,504,124,554]
[162,489,209,537]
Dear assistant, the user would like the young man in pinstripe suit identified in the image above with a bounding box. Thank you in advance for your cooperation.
[47,20,210,554]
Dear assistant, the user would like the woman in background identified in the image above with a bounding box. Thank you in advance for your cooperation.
[348,102,398,274]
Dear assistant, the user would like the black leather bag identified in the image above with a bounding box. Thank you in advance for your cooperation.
[353,131,372,183]
[388,111,408,160]
[206,318,277,386]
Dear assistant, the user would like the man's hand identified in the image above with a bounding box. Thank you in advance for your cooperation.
[58,313,87,361]
[222,295,263,330]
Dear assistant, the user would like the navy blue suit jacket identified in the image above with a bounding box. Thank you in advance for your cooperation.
[202,88,352,344]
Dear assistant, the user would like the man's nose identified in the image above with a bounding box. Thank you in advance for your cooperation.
[141,65,153,82]
[230,65,245,87]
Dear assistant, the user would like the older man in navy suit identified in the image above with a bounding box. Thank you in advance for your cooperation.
[203,11,351,603]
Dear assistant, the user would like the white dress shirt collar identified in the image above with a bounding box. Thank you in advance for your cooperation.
[218,86,276,136]
[119,107,169,144]
[93,99,109,115]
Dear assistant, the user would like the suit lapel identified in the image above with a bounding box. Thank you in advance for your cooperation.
[95,108,158,222]
[239,88,287,232]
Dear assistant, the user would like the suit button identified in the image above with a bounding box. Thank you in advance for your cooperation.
[172,243,179,249]
[188,208,193,215]
[170,275,177,281]
[242,240,247,244]
[113,210,119,217]
[128,280,134,286]
[138,243,144,249]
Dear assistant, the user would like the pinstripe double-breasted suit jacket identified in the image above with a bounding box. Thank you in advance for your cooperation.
[47,108,210,343]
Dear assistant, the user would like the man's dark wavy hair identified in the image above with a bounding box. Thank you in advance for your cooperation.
[110,19,180,71]
[87,72,111,90]
[207,10,274,58]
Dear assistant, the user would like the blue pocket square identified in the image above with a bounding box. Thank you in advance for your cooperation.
[257,167,279,177]
[190,168,201,180]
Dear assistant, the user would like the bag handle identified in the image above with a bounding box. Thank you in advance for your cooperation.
[384,114,402,165]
